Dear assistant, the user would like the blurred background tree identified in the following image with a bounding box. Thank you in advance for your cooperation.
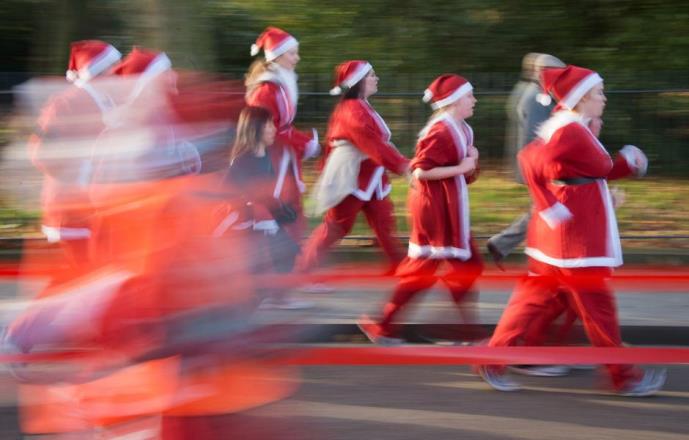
[0,0,687,173]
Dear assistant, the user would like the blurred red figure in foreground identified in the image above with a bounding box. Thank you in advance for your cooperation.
[27,40,121,285]
[6,46,301,439]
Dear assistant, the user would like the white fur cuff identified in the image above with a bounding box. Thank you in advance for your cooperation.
[620,145,648,177]
[539,202,573,229]
[304,129,320,159]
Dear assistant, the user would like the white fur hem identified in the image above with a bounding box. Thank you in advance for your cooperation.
[254,220,279,235]
[408,242,471,260]
[525,247,623,268]
[41,225,91,243]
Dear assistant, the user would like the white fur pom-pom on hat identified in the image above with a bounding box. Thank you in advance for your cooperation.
[422,89,433,103]
[329,86,342,96]
[65,70,78,82]
[536,93,552,106]
[250,44,260,56]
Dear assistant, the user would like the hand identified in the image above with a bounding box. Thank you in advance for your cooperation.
[468,145,479,159]
[458,156,477,175]
[610,186,626,209]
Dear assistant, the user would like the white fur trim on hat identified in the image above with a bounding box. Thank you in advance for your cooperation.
[330,62,372,95]
[128,53,172,101]
[430,82,473,110]
[70,45,122,84]
[560,72,603,110]
[342,62,372,89]
[422,89,433,103]
[250,44,260,56]
[264,35,298,62]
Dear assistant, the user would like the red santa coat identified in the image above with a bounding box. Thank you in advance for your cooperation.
[519,111,642,268]
[324,99,408,200]
[29,82,114,242]
[246,72,318,240]
[407,113,477,260]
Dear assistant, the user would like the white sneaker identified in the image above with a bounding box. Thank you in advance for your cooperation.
[618,368,667,397]
[508,365,571,377]
[477,365,522,392]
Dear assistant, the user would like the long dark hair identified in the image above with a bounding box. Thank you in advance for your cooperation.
[230,106,273,163]
[341,80,364,100]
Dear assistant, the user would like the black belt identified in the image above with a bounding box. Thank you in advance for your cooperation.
[551,177,599,186]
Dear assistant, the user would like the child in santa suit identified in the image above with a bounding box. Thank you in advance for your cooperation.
[295,60,409,275]
[244,26,320,271]
[358,74,483,343]
[478,65,666,396]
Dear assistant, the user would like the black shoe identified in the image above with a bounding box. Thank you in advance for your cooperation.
[486,241,506,271]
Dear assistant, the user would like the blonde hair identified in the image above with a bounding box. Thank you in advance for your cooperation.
[245,59,271,91]
[230,106,273,163]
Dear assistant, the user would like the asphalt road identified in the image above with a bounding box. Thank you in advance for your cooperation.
[0,267,687,439]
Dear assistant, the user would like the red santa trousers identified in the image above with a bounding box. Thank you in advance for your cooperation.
[489,258,642,390]
[377,239,483,337]
[296,194,404,273]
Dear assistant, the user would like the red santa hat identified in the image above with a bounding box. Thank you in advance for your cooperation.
[537,65,603,109]
[112,47,173,102]
[112,47,172,76]
[329,60,373,96]
[250,27,298,62]
[422,74,473,110]
[65,40,121,83]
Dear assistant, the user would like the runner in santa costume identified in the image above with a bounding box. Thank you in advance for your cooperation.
[358,74,483,344]
[295,60,409,274]
[28,40,121,277]
[245,27,320,263]
[478,65,666,396]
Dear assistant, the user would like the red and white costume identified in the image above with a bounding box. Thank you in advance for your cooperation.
[296,61,409,272]
[521,110,643,268]
[29,41,121,269]
[245,27,319,243]
[407,112,477,260]
[363,75,483,339]
[488,65,648,390]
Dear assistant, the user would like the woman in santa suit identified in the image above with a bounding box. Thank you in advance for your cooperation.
[478,65,666,396]
[295,60,409,274]
[358,74,483,344]
[245,26,319,270]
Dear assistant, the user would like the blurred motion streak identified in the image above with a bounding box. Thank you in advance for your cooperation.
[0,57,310,438]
